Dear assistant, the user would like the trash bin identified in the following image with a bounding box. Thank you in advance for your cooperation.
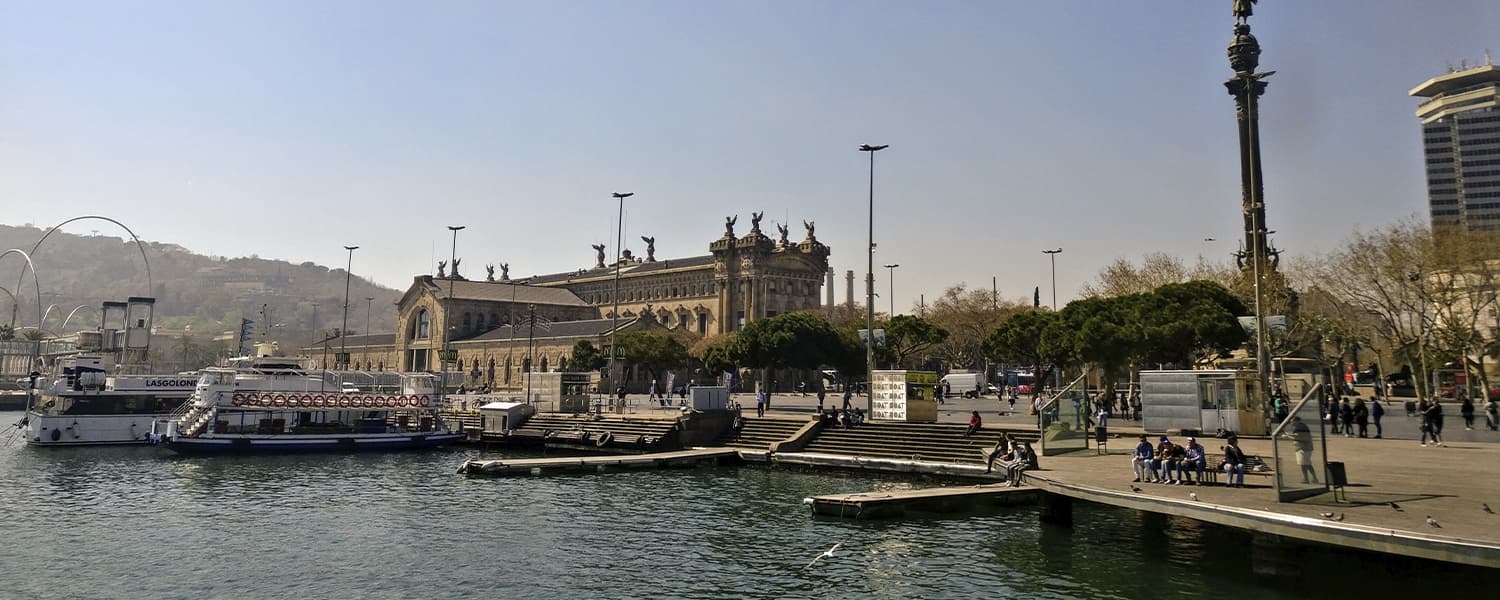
[1326,461,1347,487]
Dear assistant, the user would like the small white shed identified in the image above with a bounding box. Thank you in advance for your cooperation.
[479,401,536,433]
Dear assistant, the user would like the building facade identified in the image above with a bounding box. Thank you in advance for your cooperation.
[1412,62,1500,231]
[317,216,830,391]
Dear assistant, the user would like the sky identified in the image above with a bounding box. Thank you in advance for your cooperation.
[3,0,1498,314]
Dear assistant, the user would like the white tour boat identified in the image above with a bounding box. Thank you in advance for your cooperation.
[20,297,198,446]
[156,352,463,454]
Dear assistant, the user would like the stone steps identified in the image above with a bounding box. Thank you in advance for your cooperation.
[802,422,1040,464]
[719,418,806,450]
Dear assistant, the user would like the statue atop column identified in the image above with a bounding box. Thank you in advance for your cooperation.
[452,258,463,280]
[485,264,496,282]
[437,260,447,278]
[1233,0,1256,23]
[500,262,510,281]
[750,211,763,234]
[591,244,606,269]
[775,223,789,246]
[803,220,816,240]
[641,236,656,262]
[723,215,737,237]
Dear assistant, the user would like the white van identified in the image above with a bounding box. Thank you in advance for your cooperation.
[940,372,987,398]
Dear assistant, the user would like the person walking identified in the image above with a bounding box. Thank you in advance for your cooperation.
[1339,398,1354,438]
[1487,399,1499,431]
[816,387,826,414]
[1284,416,1318,484]
[1370,397,1385,439]
[1425,398,1445,447]
[1461,396,1475,430]
[755,391,767,418]
[1130,391,1142,421]
[1353,398,1369,438]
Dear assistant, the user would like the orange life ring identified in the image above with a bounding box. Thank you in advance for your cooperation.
[273,394,287,407]
[231,393,244,406]
[418,395,431,407]
[398,396,410,407]
[255,394,268,407]
[339,396,351,408]
[361,397,374,408]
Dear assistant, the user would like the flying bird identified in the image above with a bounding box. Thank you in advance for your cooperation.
[1484,503,1493,514]
[1131,485,1143,493]
[1189,492,1199,502]
[1389,502,1404,512]
[1426,516,1441,528]
[803,542,843,570]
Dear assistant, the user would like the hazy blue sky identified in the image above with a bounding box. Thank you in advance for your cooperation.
[3,1,1498,313]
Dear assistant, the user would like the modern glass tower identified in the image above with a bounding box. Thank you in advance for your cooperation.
[1411,61,1500,231]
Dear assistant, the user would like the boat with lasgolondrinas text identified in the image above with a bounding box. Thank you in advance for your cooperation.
[156,348,461,454]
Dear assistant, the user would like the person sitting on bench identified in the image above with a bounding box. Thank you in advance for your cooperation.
[1132,434,1155,482]
[1220,435,1247,488]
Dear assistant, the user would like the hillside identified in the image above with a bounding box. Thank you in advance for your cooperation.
[0,223,404,344]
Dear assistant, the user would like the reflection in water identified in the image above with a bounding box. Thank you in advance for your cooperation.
[1,412,1493,599]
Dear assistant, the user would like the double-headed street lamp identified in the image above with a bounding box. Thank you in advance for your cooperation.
[610,192,634,395]
[1042,248,1062,310]
[340,245,358,369]
[860,143,888,411]
[883,264,900,316]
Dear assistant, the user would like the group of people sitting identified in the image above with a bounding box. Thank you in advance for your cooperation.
[819,407,865,429]
[1131,434,1249,487]
[984,434,1034,487]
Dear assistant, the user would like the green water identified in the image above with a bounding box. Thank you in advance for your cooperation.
[1,412,1491,598]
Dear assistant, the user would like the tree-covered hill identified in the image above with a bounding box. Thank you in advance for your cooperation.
[0,223,403,343]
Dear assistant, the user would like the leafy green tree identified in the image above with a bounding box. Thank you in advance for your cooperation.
[568,340,607,373]
[731,312,848,388]
[880,314,948,369]
[690,334,737,374]
[616,331,689,382]
[983,309,1070,402]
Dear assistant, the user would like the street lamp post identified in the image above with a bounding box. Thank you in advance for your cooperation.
[443,226,464,381]
[883,264,900,316]
[610,192,634,397]
[365,297,374,342]
[859,143,888,412]
[1042,249,1062,310]
[340,245,358,369]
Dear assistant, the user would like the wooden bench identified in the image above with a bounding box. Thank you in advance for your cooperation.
[1197,453,1271,484]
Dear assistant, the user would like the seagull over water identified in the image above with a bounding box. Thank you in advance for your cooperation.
[804,542,843,570]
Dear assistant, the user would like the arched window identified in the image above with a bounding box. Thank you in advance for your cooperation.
[490,313,499,329]
[476,313,486,331]
[415,310,431,339]
[540,356,549,372]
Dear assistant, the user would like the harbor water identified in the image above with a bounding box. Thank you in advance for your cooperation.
[0,412,1490,599]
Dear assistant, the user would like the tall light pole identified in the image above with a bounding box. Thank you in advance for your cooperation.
[339,245,358,369]
[443,226,464,377]
[859,143,888,411]
[883,264,900,316]
[1042,248,1062,310]
[365,296,374,340]
[609,192,634,395]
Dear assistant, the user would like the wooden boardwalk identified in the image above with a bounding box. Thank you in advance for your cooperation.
[808,483,1039,519]
[458,447,740,476]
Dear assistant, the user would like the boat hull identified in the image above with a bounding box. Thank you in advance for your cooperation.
[26,413,175,446]
[163,432,464,454]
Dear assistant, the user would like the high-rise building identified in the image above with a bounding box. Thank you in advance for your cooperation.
[1411,61,1500,231]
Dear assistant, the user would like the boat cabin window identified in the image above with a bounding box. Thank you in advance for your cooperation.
[199,371,235,386]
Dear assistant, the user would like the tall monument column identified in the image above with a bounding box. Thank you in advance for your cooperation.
[1225,0,1275,415]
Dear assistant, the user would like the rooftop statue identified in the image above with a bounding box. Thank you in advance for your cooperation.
[724,215,737,236]
[437,260,447,278]
[776,223,789,245]
[803,219,816,238]
[591,244,606,268]
[641,236,656,261]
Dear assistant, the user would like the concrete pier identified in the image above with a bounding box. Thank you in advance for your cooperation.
[458,448,740,476]
[807,483,1039,519]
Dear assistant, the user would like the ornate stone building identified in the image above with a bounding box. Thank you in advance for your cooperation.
[320,216,830,391]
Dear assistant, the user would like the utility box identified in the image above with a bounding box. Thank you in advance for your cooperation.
[1141,370,1268,436]
[524,372,593,412]
[870,370,939,422]
[689,386,730,411]
[479,401,536,433]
